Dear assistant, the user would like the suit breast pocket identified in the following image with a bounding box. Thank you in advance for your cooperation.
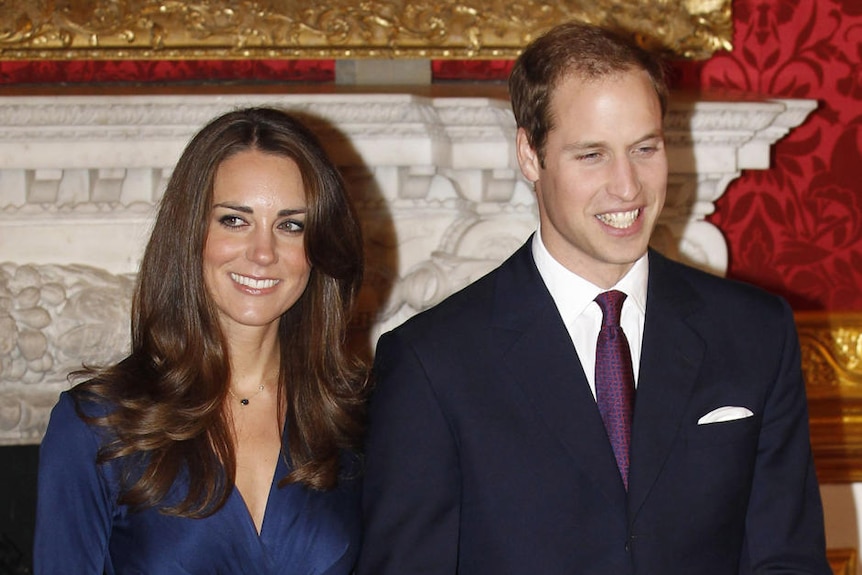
[685,415,760,449]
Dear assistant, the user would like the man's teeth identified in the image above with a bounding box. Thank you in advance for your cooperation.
[596,209,639,229]
[230,273,280,289]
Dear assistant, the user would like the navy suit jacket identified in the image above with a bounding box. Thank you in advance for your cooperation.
[357,240,830,574]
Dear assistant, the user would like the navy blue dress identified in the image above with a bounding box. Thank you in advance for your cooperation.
[34,392,361,575]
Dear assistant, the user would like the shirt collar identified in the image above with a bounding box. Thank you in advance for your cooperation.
[532,230,649,318]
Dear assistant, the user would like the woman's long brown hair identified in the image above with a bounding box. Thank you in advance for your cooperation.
[71,107,366,517]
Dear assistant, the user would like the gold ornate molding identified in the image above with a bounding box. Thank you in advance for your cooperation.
[827,548,857,575]
[797,312,862,484]
[0,0,732,61]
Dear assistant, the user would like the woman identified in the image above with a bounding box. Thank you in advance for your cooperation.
[34,107,367,574]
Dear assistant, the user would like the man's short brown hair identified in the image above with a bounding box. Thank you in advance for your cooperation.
[509,22,668,167]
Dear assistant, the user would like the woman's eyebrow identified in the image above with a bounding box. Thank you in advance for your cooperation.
[212,202,306,217]
[278,208,307,216]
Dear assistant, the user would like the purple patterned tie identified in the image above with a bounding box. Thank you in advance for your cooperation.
[594,290,635,490]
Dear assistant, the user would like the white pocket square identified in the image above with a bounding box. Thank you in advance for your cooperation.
[697,406,754,425]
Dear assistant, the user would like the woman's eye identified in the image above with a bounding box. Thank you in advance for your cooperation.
[218,214,246,228]
[279,219,305,233]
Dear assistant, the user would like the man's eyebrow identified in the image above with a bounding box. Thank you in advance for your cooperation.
[634,131,665,143]
[561,140,605,152]
[561,132,664,152]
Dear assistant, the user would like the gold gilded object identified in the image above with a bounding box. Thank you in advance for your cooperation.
[0,0,732,61]
[827,548,857,575]
[796,312,862,484]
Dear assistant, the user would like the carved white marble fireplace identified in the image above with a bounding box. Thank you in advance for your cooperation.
[0,90,815,445]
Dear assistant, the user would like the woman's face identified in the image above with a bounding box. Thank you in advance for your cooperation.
[203,149,312,338]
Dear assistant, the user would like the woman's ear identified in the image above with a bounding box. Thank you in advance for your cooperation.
[516,127,540,183]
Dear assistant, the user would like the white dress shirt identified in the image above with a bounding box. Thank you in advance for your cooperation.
[531,231,648,399]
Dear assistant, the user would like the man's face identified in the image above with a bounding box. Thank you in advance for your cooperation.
[517,68,667,288]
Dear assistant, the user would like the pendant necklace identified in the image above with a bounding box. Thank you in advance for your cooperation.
[228,383,266,406]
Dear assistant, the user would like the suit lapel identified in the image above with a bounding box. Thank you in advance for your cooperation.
[493,241,627,507]
[628,251,706,517]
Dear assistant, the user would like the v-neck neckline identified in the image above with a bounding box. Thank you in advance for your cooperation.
[234,448,287,538]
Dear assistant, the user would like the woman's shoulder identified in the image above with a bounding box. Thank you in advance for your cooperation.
[46,390,86,430]
[43,384,125,468]
[35,391,124,573]
[43,389,111,454]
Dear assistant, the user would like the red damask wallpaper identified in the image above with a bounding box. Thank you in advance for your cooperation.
[0,59,335,84]
[435,1,862,311]
[1,0,860,310]
[674,0,862,311]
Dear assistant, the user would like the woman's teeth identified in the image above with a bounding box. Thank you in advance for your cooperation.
[231,273,280,289]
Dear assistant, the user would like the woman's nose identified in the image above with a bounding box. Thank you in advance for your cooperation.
[247,229,277,265]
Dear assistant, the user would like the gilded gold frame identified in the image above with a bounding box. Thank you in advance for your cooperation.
[0,0,731,61]
[798,312,862,484]
[827,548,857,575]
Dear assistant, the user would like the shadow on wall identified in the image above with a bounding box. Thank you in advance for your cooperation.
[0,445,36,574]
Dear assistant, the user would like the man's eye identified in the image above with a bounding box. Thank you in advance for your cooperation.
[635,140,663,156]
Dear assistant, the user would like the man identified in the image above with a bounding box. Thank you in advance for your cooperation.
[356,22,831,574]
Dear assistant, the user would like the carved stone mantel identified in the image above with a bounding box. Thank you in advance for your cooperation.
[0,91,815,445]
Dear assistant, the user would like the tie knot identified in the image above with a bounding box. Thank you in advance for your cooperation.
[595,290,627,327]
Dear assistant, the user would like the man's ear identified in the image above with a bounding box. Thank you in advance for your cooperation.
[516,127,540,183]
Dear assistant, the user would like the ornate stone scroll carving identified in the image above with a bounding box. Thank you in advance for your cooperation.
[0,0,731,60]
[0,263,133,443]
[0,92,814,444]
